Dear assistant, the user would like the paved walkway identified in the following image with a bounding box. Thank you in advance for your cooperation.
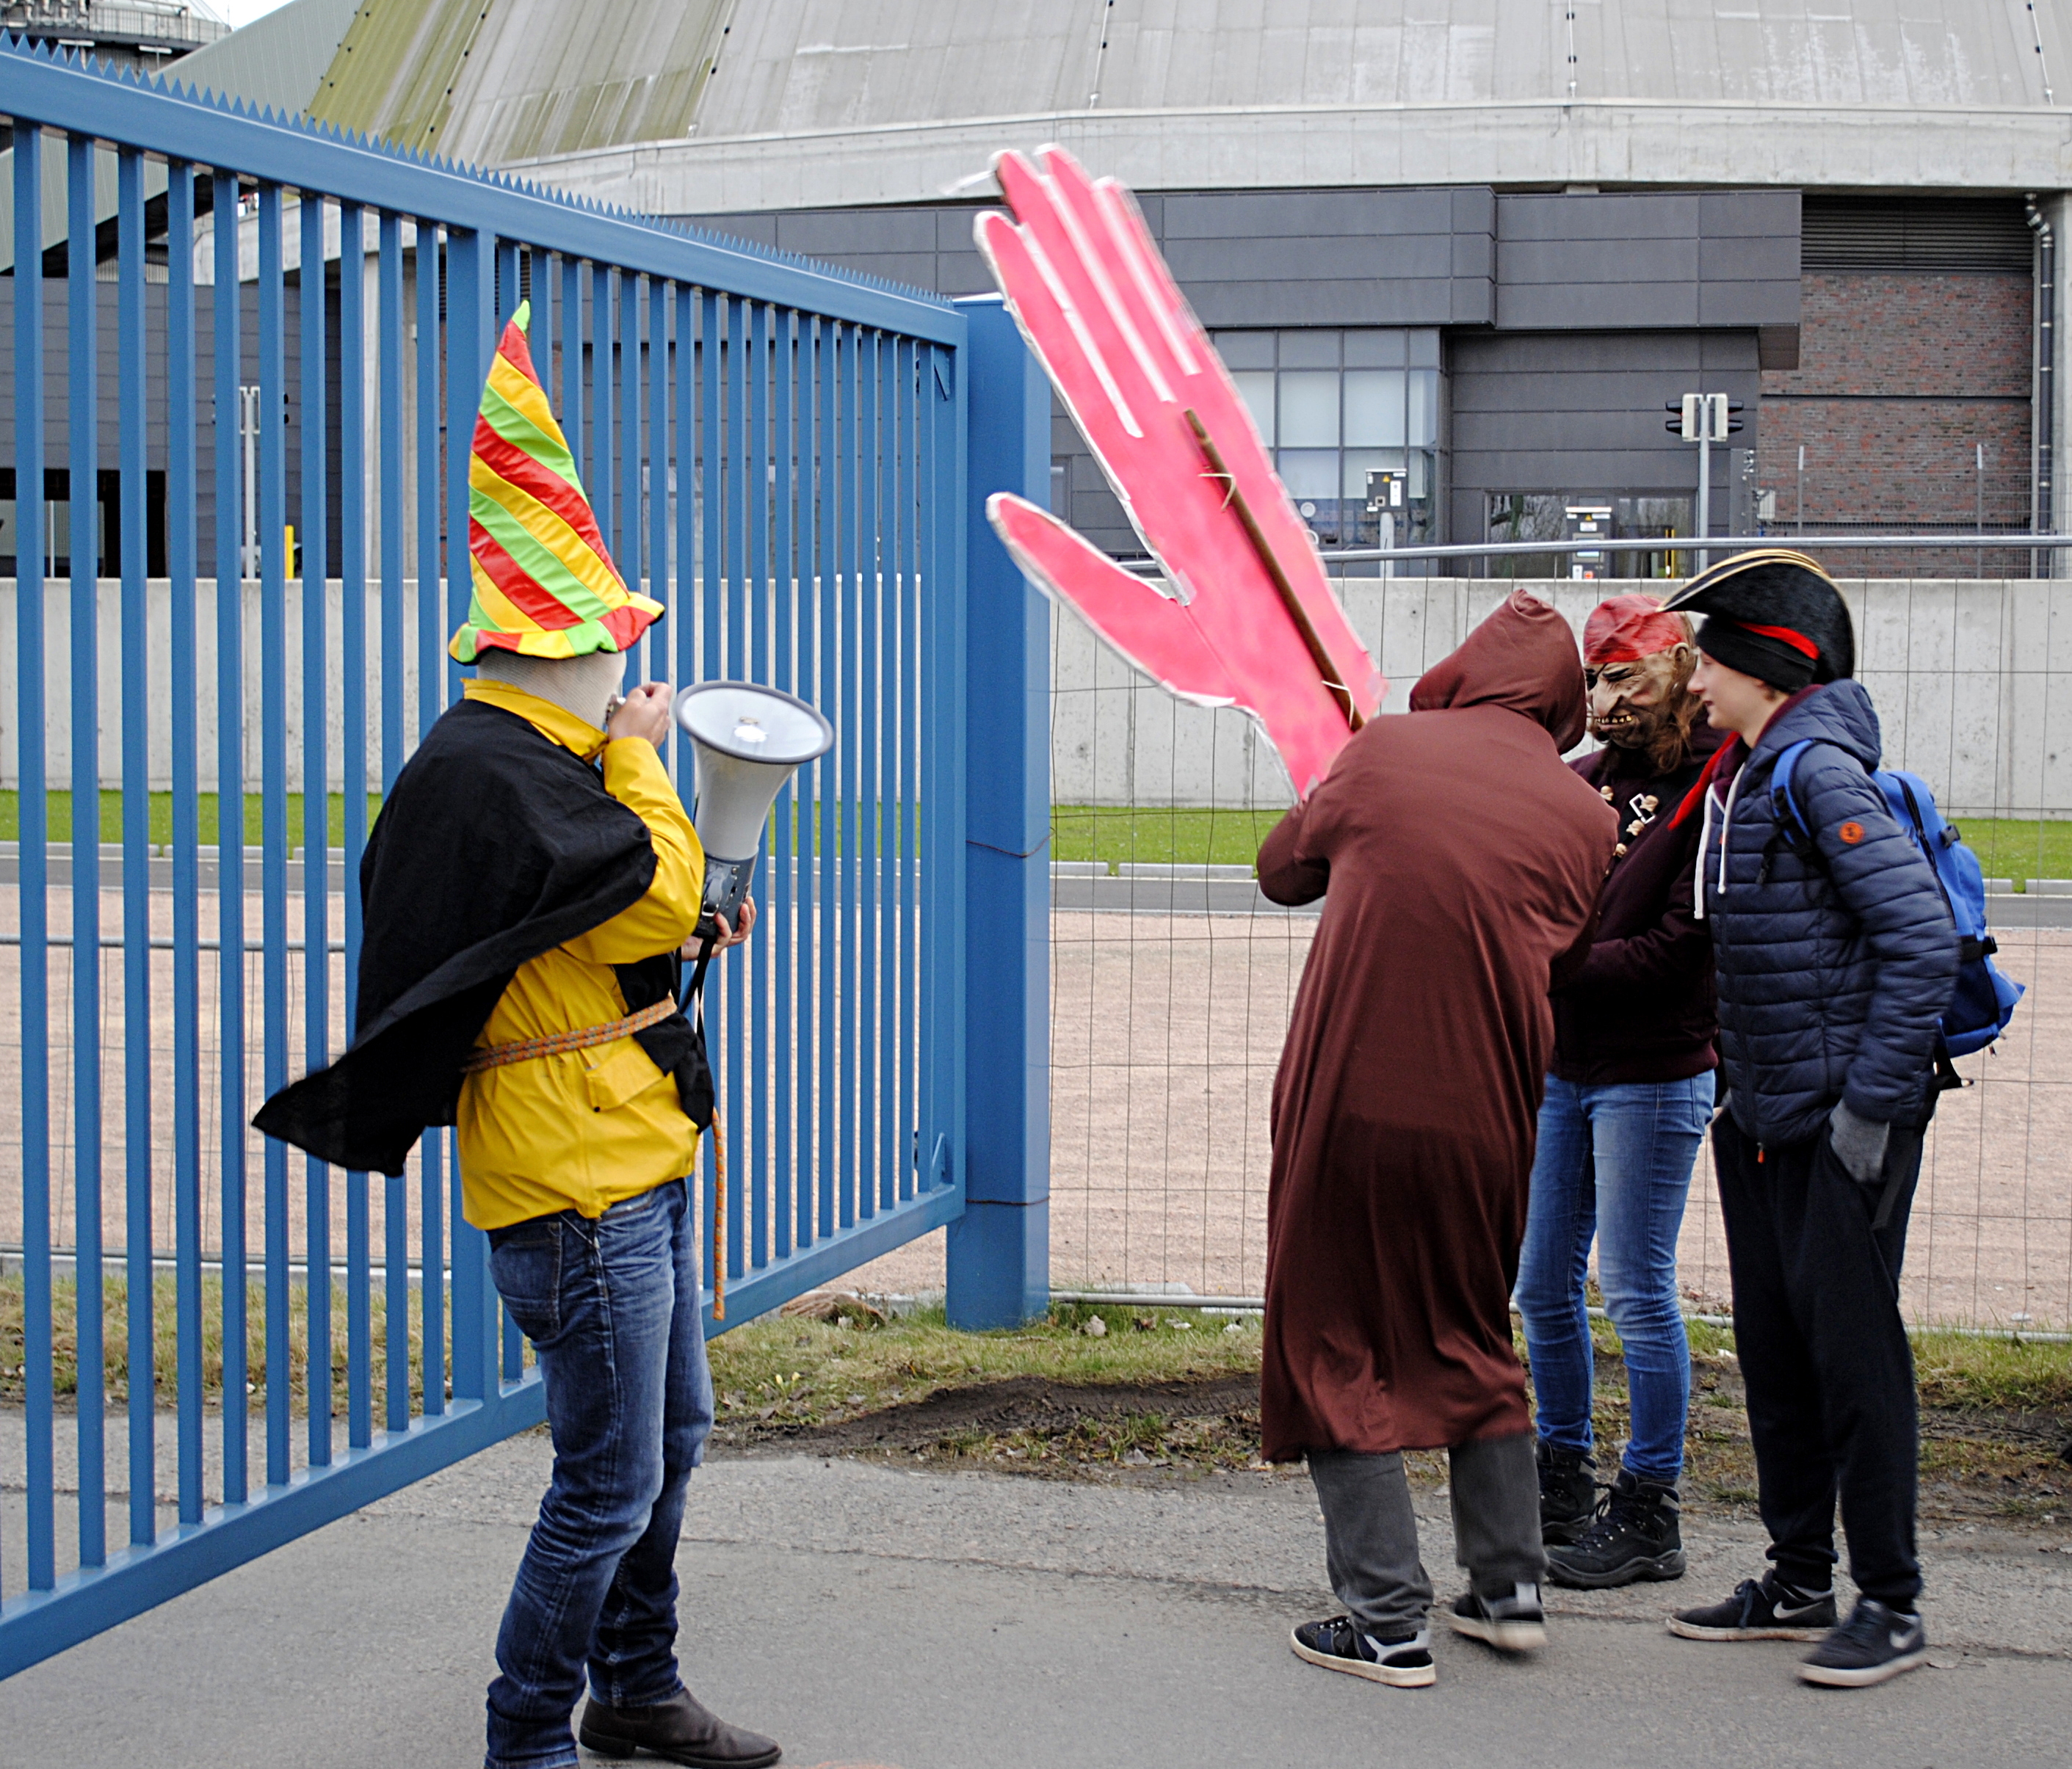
[7,1435,2071,1766]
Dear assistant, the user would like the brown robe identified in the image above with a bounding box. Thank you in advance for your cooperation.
[1257,590,1618,1461]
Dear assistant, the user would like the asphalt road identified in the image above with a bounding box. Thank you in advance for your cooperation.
[5,1436,2070,1768]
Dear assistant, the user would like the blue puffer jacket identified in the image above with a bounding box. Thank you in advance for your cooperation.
[1695,680,1957,1147]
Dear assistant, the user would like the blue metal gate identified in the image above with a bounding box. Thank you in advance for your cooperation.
[0,41,985,1675]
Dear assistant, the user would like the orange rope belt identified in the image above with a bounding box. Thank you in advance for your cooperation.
[459,996,678,1075]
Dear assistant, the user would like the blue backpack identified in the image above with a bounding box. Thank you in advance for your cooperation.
[1769,741,2024,1061]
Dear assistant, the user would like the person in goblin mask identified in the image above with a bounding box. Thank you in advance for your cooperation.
[1512,595,1724,1588]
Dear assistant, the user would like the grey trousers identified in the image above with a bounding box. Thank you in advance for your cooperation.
[1308,1431,1546,1639]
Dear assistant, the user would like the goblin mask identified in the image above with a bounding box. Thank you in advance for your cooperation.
[1586,647,1692,749]
[1582,595,1698,772]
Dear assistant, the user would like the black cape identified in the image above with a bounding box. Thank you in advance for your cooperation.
[255,697,711,1177]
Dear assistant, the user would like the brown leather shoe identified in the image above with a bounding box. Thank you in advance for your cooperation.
[577,1689,780,1768]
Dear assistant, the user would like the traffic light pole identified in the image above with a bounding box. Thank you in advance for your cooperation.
[1696,418,1711,574]
[1667,392,1742,575]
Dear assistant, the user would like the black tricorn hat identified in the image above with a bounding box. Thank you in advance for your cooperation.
[1661,548,1855,691]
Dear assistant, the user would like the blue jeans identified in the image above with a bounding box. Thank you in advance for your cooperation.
[483,1178,714,1769]
[1515,1073,1714,1485]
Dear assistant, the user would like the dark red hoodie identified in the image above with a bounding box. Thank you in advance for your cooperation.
[1549,723,1724,1086]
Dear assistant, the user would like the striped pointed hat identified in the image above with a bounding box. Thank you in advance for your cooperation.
[450,300,664,664]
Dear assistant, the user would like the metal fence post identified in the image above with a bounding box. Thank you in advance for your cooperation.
[946,294,1050,1329]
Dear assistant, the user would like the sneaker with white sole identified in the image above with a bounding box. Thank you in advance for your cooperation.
[1290,1615,1436,1688]
[1667,1572,1837,1641]
[1446,1583,1546,1652]
[1798,1597,1927,1688]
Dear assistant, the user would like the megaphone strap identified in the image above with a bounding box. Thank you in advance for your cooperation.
[459,995,681,1075]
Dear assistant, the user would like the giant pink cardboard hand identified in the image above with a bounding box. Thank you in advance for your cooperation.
[976,145,1385,797]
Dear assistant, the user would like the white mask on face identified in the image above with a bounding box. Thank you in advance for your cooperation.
[475,648,629,732]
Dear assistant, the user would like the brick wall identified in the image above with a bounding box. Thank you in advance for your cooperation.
[1758,272,2035,575]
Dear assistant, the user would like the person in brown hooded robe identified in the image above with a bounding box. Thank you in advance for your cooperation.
[1267,589,1617,1690]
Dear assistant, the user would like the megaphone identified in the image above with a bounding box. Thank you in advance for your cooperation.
[673,680,834,934]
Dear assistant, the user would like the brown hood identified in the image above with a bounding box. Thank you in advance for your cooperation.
[1410,588,1587,750]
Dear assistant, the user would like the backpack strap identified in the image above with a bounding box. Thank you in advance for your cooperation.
[1767,739,1819,846]
[1756,738,1820,884]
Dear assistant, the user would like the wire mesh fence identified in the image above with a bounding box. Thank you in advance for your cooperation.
[1046,575,2072,1331]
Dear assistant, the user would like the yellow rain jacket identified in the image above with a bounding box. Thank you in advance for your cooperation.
[454,678,705,1229]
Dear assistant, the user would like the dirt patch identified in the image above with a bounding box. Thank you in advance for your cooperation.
[716,1370,1265,1474]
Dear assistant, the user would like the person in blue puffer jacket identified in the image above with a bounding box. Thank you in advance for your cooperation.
[1655,551,1957,1691]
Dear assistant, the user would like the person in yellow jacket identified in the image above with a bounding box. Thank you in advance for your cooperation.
[258,304,781,1769]
[466,655,778,1769]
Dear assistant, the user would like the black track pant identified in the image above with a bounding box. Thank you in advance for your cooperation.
[1712,1111,1923,1608]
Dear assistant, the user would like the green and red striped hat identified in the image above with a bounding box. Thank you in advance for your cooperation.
[449,300,664,664]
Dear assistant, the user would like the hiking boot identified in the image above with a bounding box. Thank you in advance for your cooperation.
[1546,1467,1685,1588]
[1667,1571,1837,1642]
[1798,1598,1928,1688]
[1536,1439,1597,1547]
[578,1688,782,1768]
[1446,1583,1547,1652]
[1290,1614,1436,1688]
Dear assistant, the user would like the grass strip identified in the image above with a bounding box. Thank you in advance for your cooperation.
[7,793,2066,886]
[4,1279,2066,1425]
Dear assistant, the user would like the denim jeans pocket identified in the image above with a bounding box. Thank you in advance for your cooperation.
[488,1218,564,1343]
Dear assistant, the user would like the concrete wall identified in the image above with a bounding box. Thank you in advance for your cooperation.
[0,578,434,794]
[1051,579,2072,823]
[10,575,2063,825]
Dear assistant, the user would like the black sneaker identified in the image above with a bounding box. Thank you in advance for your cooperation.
[1546,1467,1685,1588]
[1798,1598,1928,1688]
[1537,1439,1597,1547]
[1667,1572,1838,1642]
[1446,1583,1546,1652]
[1290,1615,1436,1688]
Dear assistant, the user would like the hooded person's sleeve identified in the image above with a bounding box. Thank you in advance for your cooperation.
[1258,799,1329,905]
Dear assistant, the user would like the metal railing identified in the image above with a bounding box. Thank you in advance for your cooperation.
[0,41,976,1675]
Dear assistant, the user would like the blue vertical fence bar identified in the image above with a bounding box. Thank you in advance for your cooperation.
[446,225,493,1403]
[817,318,838,1245]
[836,321,857,1232]
[648,276,667,678]
[67,127,105,1571]
[793,313,819,1252]
[617,268,640,683]
[747,299,769,1271]
[212,164,249,1511]
[858,328,881,1219]
[897,338,919,1205]
[117,143,156,1550]
[300,189,333,1469]
[724,293,747,1279]
[257,180,291,1489]
[414,216,445,1421]
[339,200,373,1450]
[590,261,612,629]
[772,308,795,1258]
[166,158,205,1530]
[377,208,410,1436]
[946,296,1048,1327]
[0,45,976,1677]
[13,117,55,1595]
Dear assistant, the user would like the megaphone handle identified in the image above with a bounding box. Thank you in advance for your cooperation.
[685,931,721,1317]
[710,1101,726,1323]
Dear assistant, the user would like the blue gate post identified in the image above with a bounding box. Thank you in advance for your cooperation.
[946,294,1050,1329]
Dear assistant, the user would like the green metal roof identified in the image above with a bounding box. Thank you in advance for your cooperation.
[307,0,733,165]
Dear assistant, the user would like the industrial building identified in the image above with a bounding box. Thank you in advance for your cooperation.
[11,0,2072,575]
